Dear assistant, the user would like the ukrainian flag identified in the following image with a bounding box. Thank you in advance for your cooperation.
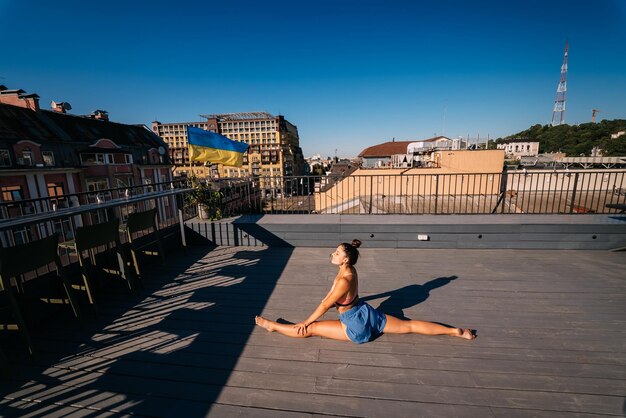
[187,126,249,167]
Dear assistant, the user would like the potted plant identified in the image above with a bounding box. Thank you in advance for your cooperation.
[186,176,223,220]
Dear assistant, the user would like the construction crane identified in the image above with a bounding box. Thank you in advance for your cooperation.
[592,109,602,123]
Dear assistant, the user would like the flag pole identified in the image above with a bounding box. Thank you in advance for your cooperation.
[187,126,193,180]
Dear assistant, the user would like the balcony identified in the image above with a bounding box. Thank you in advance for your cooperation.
[0,178,625,416]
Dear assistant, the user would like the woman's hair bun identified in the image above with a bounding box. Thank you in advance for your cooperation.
[351,239,362,248]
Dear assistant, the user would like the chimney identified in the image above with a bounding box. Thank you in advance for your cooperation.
[51,101,72,113]
[92,109,109,122]
[0,87,40,111]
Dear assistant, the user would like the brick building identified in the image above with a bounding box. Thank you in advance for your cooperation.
[0,85,173,232]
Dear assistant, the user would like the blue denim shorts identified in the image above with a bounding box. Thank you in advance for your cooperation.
[339,301,387,344]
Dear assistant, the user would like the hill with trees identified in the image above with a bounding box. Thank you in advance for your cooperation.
[495,119,626,156]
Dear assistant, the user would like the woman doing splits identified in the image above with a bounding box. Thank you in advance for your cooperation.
[255,239,476,344]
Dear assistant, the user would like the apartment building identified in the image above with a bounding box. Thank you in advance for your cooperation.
[0,85,174,242]
[151,112,306,182]
[497,138,540,160]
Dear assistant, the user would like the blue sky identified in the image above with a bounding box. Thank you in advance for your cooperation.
[1,0,625,157]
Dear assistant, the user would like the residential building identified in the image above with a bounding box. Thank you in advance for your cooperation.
[151,112,306,185]
[359,136,458,168]
[0,85,173,236]
[317,149,505,213]
[497,138,540,159]
[359,141,414,168]
[305,154,335,174]
[611,131,625,139]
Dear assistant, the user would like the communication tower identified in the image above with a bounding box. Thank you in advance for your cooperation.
[551,40,568,126]
[591,109,601,123]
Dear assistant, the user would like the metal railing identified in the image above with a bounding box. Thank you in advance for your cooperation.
[0,182,192,250]
[207,169,626,215]
[2,168,625,252]
[0,179,189,220]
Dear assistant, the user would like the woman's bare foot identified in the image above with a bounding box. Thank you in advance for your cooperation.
[255,316,275,332]
[455,328,476,340]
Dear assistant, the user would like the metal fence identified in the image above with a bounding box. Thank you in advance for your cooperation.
[0,183,191,250]
[2,169,625,250]
[209,169,626,215]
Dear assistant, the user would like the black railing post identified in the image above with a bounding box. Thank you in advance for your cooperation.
[368,176,374,215]
[491,166,508,214]
[569,172,579,214]
[434,175,439,214]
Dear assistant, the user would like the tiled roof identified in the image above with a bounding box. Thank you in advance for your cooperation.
[358,141,413,158]
[359,137,454,157]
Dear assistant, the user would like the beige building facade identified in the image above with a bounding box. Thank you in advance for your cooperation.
[316,149,505,213]
[151,112,305,183]
[497,139,540,159]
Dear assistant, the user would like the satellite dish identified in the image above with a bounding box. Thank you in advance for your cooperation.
[50,101,72,111]
[158,146,166,155]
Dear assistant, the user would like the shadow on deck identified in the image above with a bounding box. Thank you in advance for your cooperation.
[1,244,626,417]
[0,245,294,416]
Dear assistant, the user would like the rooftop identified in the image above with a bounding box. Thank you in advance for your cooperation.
[499,138,539,144]
[358,141,414,158]
[0,102,166,149]
[358,137,452,158]
[2,242,624,416]
[200,112,275,121]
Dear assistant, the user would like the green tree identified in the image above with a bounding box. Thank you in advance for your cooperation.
[504,119,626,156]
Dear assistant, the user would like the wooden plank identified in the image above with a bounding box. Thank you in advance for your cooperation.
[490,407,611,418]
[313,377,624,415]
[2,244,625,417]
[0,379,212,417]
[0,399,133,418]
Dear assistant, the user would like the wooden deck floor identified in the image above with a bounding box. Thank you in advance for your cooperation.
[1,245,625,417]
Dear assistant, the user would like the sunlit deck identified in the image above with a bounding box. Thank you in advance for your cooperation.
[1,244,625,417]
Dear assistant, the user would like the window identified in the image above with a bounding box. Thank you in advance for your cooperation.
[1,186,23,201]
[47,182,64,198]
[112,153,132,164]
[81,153,106,165]
[12,228,31,246]
[144,178,154,193]
[115,177,134,188]
[0,149,10,166]
[42,151,55,166]
[47,182,66,210]
[86,178,110,192]
[19,148,33,166]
